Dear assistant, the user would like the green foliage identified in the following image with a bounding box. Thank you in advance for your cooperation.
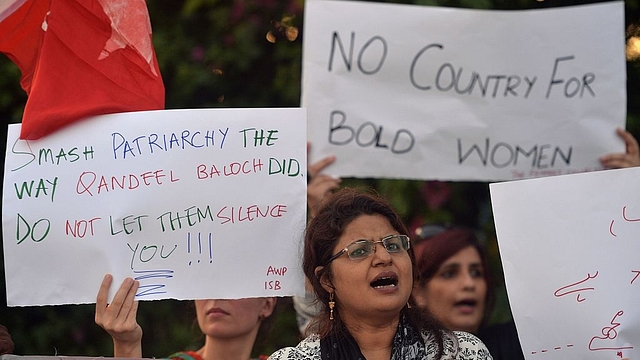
[1,0,639,358]
[0,56,25,124]
[145,0,303,109]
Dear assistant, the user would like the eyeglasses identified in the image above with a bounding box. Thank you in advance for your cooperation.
[325,234,411,264]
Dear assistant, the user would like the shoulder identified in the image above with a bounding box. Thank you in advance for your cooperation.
[267,334,321,360]
[449,331,493,360]
[422,331,493,359]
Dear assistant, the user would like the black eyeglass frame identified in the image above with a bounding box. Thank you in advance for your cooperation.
[325,234,411,265]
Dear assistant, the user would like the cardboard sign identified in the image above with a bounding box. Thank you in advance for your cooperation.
[2,108,307,306]
[490,167,639,359]
[303,1,626,181]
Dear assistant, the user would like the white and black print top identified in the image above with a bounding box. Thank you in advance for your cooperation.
[268,330,493,360]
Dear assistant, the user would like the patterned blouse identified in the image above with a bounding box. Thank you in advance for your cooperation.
[268,331,493,360]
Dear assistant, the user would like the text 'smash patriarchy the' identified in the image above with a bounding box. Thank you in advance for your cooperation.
[303,1,626,181]
[3,108,308,306]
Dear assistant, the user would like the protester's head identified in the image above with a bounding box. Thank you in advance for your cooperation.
[304,187,420,337]
[194,297,277,341]
[412,226,493,334]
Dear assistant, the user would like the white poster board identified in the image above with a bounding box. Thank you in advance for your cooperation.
[490,167,639,360]
[2,108,307,306]
[303,1,626,181]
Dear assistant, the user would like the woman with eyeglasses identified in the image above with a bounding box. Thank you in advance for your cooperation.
[412,226,522,360]
[95,274,277,360]
[269,187,492,360]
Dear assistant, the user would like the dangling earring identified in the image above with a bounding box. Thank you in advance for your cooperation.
[406,302,412,309]
[328,292,335,320]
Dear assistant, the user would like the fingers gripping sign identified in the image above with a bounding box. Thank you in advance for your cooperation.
[95,274,143,357]
[307,143,342,218]
[599,128,640,169]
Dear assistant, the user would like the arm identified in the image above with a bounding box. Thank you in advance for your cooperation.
[295,146,341,335]
[95,274,143,358]
[599,128,640,169]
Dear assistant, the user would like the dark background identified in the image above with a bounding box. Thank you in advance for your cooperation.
[1,0,638,357]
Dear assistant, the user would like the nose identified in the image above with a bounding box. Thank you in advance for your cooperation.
[372,242,392,265]
[461,272,477,290]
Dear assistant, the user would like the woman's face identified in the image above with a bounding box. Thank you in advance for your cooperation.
[194,297,275,339]
[413,246,487,334]
[321,214,413,325]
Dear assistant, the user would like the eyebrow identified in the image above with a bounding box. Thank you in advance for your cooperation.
[440,263,460,271]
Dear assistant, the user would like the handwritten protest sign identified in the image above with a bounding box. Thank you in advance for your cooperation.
[303,1,626,181]
[490,167,639,359]
[2,108,307,306]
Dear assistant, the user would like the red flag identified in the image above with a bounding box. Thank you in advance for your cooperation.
[0,0,165,140]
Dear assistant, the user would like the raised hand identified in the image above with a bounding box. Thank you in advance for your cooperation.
[95,274,143,358]
[600,128,640,169]
[307,143,341,218]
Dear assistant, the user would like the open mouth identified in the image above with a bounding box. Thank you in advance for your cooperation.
[370,275,398,288]
[454,299,477,308]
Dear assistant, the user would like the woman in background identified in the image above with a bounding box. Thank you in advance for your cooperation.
[95,274,276,360]
[412,226,523,360]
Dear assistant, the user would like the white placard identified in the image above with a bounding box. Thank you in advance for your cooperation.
[490,167,639,359]
[2,108,307,306]
[303,1,626,181]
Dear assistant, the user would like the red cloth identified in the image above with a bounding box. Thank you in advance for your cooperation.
[0,0,165,140]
